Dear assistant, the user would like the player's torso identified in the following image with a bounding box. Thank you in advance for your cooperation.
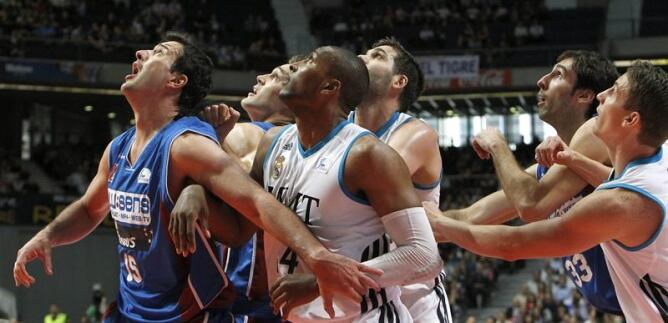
[598,143,668,321]
[263,122,403,321]
[108,117,231,321]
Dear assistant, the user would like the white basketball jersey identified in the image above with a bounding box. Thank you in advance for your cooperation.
[262,121,407,322]
[597,142,668,322]
[349,111,450,322]
[348,111,441,204]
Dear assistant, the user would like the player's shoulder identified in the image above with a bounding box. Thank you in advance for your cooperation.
[347,133,396,165]
[390,117,439,146]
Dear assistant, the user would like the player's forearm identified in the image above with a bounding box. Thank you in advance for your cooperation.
[443,220,526,261]
[41,199,105,247]
[363,208,442,287]
[488,143,541,217]
[460,190,518,225]
[566,150,612,187]
[252,193,329,267]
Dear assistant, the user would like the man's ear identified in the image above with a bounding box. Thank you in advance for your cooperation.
[392,74,408,91]
[321,79,341,95]
[169,73,188,90]
[575,88,596,107]
[623,111,641,129]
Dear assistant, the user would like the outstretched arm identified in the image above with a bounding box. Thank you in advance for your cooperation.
[14,143,112,287]
[437,188,662,261]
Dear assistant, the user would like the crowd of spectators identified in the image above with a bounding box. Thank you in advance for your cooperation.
[31,135,100,195]
[310,0,548,54]
[0,149,40,194]
[477,259,624,323]
[0,0,285,70]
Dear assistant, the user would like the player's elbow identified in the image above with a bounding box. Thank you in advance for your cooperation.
[515,200,544,223]
[404,241,444,285]
[496,246,522,262]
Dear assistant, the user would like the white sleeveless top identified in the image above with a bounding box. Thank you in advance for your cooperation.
[263,121,403,321]
[597,142,668,322]
[348,111,441,204]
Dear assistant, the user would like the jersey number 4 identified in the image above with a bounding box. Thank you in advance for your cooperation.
[279,248,299,274]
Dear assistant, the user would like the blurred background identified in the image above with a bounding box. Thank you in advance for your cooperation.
[0,0,666,321]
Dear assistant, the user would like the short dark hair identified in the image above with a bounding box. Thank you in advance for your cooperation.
[372,37,425,112]
[288,53,307,64]
[624,61,668,147]
[556,50,618,118]
[164,31,214,116]
[321,46,369,114]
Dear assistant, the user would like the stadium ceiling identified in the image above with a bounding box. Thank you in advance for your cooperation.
[413,91,538,118]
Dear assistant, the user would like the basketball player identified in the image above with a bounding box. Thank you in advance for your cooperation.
[256,46,442,322]
[209,62,298,323]
[268,39,451,323]
[425,50,623,314]
[353,38,449,322]
[430,61,668,322]
[13,33,380,321]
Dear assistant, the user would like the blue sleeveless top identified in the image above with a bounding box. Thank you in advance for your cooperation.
[108,116,234,321]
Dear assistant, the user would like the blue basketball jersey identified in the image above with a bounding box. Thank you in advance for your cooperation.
[223,121,279,322]
[536,165,622,314]
[106,116,234,322]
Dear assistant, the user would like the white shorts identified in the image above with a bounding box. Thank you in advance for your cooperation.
[401,271,452,323]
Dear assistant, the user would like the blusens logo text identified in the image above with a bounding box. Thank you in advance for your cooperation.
[109,189,151,225]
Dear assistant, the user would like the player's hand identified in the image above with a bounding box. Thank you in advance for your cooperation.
[423,201,451,242]
[472,128,506,160]
[14,233,53,287]
[535,136,573,167]
[306,250,382,318]
[270,273,319,320]
[201,103,240,142]
[170,185,210,257]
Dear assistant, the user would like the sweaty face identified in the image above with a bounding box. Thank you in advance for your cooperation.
[121,41,183,93]
[241,64,291,121]
[279,49,329,109]
[358,45,396,96]
[536,58,578,124]
[593,73,631,144]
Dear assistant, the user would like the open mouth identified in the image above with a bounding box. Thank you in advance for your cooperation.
[125,62,141,80]
[537,93,546,106]
[248,85,260,97]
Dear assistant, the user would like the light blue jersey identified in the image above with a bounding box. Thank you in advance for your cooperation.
[104,116,234,322]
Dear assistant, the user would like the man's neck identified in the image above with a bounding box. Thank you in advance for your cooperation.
[294,106,341,149]
[552,114,587,145]
[127,94,179,143]
[264,113,294,126]
[355,97,400,133]
[610,139,659,178]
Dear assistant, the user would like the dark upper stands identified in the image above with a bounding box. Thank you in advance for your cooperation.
[0,0,286,71]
